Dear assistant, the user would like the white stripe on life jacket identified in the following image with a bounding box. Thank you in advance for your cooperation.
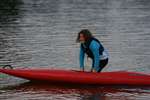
[100,48,109,60]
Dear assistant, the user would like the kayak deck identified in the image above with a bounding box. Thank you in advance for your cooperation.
[0,68,150,85]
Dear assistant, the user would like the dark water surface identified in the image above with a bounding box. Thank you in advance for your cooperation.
[0,0,150,99]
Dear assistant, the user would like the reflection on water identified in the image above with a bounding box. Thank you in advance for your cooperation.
[0,0,150,100]
[0,82,150,100]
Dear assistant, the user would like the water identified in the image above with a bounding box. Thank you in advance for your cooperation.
[0,0,150,99]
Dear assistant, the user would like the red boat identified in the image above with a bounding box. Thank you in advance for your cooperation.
[0,68,150,85]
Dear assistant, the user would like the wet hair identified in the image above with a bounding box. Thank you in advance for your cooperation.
[76,29,93,42]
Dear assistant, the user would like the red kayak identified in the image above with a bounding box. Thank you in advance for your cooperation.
[0,68,150,85]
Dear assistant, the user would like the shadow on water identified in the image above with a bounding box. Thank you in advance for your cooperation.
[0,0,19,65]
[0,0,23,26]
[0,0,22,45]
[0,81,150,100]
[0,0,32,67]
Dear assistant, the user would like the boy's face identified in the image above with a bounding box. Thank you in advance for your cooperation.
[79,34,85,43]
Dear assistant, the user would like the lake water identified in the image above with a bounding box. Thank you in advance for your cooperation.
[0,0,150,100]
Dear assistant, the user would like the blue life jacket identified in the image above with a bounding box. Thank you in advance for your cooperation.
[81,37,104,59]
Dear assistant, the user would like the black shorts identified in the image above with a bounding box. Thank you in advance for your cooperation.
[97,58,108,72]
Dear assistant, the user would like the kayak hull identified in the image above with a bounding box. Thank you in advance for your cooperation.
[0,68,150,85]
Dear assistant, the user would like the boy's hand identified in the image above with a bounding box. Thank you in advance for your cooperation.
[91,69,96,72]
